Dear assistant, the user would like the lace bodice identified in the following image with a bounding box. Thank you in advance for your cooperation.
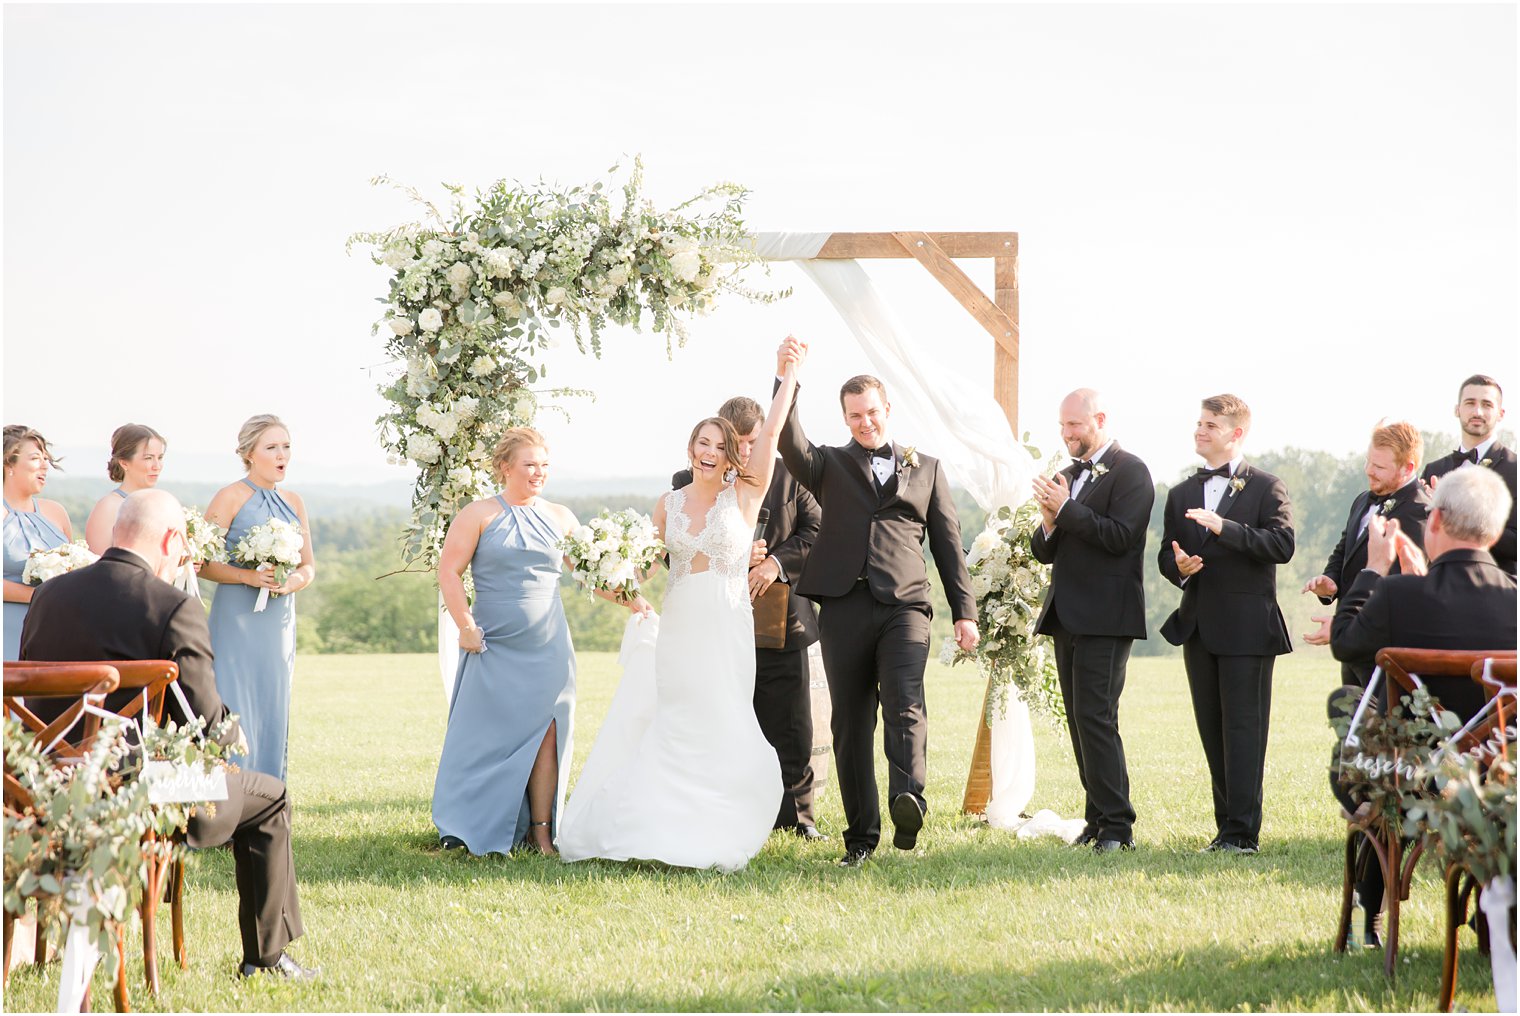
[665,485,750,607]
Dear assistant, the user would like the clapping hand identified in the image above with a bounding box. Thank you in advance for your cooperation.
[1302,574,1337,599]
[1171,540,1205,578]
[1184,508,1224,535]
[1031,473,1070,528]
[1302,614,1333,646]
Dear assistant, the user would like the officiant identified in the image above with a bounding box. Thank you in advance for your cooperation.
[673,395,826,839]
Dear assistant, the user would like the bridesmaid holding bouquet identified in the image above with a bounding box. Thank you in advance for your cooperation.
[201,414,316,781]
[2,425,72,661]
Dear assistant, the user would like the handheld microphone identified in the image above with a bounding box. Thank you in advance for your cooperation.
[753,508,770,542]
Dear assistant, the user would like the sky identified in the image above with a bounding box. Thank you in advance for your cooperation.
[4,3,1516,493]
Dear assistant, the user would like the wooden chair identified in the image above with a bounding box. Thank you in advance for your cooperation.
[13,661,188,998]
[3,662,125,1011]
[1436,657,1516,1012]
[1334,647,1516,979]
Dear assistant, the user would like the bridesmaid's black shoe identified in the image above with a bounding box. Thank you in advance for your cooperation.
[439,835,466,851]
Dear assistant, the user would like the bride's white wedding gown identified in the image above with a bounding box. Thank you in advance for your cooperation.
[557,485,783,871]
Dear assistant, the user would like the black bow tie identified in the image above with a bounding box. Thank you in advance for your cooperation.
[1196,465,1232,482]
[1457,448,1481,464]
[1071,458,1094,472]
[864,445,893,461]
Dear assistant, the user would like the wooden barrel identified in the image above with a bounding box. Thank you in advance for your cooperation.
[807,642,833,796]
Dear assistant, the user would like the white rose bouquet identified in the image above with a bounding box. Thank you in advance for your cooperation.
[21,540,98,585]
[231,518,304,612]
[183,507,229,566]
[559,509,664,603]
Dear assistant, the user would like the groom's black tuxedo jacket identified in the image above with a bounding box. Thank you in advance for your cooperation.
[671,458,821,648]
[1422,443,1518,574]
[1317,480,1430,605]
[1158,461,1295,657]
[777,392,975,619]
[1030,443,1153,640]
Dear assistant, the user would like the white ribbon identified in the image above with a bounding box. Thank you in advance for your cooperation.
[1485,875,1517,1012]
[55,881,101,1014]
[252,564,272,612]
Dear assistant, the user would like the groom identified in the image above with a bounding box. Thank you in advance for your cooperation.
[775,337,979,867]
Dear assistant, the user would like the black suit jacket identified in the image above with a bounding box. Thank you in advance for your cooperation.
[777,393,975,619]
[1317,480,1431,604]
[19,548,239,746]
[1030,443,1153,639]
[1330,548,1517,719]
[1422,443,1518,574]
[1158,462,1296,656]
[671,459,821,648]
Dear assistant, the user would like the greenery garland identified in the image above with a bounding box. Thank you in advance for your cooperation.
[349,159,782,570]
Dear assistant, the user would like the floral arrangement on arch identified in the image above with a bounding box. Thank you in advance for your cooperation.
[942,447,1065,723]
[349,159,781,569]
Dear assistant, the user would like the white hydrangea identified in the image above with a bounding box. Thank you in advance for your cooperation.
[606,264,631,288]
[482,248,518,279]
[406,431,442,464]
[668,248,701,283]
[544,286,568,305]
[446,261,474,287]
[454,395,480,422]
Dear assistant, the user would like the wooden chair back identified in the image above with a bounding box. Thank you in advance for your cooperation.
[3,662,121,763]
[15,659,180,729]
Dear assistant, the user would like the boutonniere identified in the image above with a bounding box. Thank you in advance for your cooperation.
[1378,497,1397,516]
[1228,476,1247,495]
[1092,463,1109,479]
[901,446,920,469]
[1481,458,1493,468]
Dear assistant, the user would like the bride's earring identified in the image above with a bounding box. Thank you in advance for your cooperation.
[723,467,737,484]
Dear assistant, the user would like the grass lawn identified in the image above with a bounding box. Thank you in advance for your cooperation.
[4,647,1502,1012]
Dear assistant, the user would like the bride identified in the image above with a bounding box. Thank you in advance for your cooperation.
[556,350,801,871]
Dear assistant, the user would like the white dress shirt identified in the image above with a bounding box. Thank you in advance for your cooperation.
[1069,440,1115,502]
[1458,436,1498,468]
[1201,456,1245,513]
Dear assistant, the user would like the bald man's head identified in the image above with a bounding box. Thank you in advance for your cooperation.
[114,489,189,582]
[1057,388,1108,459]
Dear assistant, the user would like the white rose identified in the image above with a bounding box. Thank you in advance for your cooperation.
[490,291,522,318]
[388,316,414,337]
[544,286,568,306]
[668,249,701,283]
[606,265,630,288]
[469,355,496,378]
[446,261,474,287]
[418,308,444,332]
[448,466,474,488]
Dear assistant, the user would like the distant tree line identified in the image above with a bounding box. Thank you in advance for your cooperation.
[40,430,1500,656]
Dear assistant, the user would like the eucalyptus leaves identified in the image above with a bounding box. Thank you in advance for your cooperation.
[350,159,780,569]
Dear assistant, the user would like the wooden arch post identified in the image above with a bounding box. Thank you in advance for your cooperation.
[804,231,1018,814]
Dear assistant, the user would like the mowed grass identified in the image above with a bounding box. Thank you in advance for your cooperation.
[4,647,1501,1012]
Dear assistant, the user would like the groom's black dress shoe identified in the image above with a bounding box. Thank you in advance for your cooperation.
[1073,829,1099,847]
[239,953,320,981]
[889,793,924,850]
[794,825,830,842]
[837,847,874,868]
[1092,838,1135,854]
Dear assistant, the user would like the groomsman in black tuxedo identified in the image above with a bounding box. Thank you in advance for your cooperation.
[672,395,826,839]
[1301,421,1430,686]
[1328,466,1517,946]
[1029,389,1153,853]
[20,490,317,980]
[1158,394,1295,855]
[1421,374,1516,574]
[774,337,979,867]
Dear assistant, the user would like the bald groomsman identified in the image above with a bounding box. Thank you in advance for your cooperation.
[1030,389,1153,853]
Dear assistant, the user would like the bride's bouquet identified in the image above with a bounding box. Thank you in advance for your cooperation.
[231,518,304,612]
[560,509,664,603]
[22,540,99,585]
[183,507,229,566]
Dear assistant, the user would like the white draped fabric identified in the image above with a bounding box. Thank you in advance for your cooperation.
[752,233,1066,836]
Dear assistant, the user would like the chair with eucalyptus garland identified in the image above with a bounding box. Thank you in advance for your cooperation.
[1435,656,1516,1012]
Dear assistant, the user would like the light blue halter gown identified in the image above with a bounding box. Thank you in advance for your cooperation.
[432,498,576,854]
[208,479,300,781]
[3,498,69,661]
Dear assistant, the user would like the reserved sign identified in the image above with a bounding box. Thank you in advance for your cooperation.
[144,760,229,804]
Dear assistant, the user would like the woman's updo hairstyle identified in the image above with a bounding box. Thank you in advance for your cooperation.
[236,414,288,469]
[107,423,165,483]
[492,427,548,480]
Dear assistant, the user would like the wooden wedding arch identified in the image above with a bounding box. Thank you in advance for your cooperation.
[799,231,1019,815]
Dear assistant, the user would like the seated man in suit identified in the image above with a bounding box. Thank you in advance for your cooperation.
[20,489,317,980]
[1328,465,1517,947]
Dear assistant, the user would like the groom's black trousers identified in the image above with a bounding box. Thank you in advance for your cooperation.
[817,582,932,854]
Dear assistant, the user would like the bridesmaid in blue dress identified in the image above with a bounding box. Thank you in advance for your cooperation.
[84,423,166,553]
[3,426,73,661]
[433,427,649,855]
[200,415,316,782]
